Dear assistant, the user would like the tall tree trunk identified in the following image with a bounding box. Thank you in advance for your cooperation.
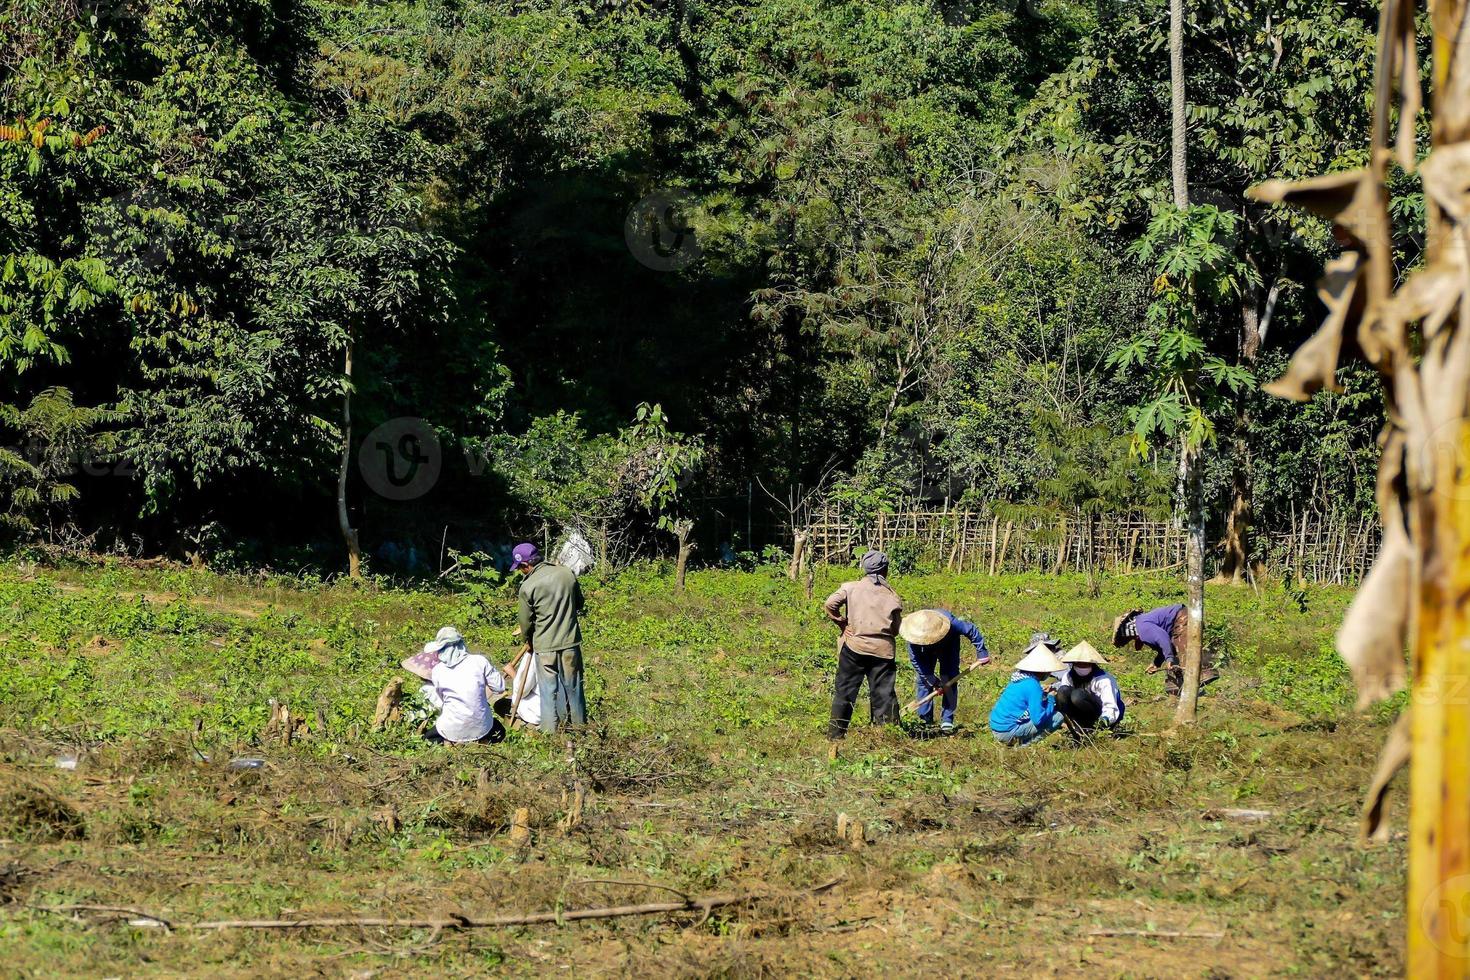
[1219,436,1252,583]
[337,339,361,580]
[1168,0,1203,725]
[1175,441,1205,726]
[1220,289,1263,584]
[1168,0,1189,212]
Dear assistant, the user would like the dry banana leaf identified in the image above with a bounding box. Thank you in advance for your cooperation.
[1390,0,1422,171]
[1433,1,1470,139]
[1362,710,1412,841]
[1262,252,1363,400]
[1336,428,1412,708]
[1387,258,1465,341]
[1336,513,1412,708]
[1248,169,1382,247]
[1420,141,1470,222]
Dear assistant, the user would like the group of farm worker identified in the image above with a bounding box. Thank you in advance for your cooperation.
[402,542,1212,746]
[402,543,588,745]
[823,548,1209,744]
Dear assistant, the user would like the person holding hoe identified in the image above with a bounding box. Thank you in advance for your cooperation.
[899,609,991,734]
[823,549,904,740]
[514,542,587,734]
[1112,604,1218,697]
[988,639,1066,746]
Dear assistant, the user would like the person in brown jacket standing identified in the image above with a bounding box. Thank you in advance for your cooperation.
[823,549,903,739]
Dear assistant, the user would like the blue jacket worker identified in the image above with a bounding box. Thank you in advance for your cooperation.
[988,642,1066,746]
[899,609,991,733]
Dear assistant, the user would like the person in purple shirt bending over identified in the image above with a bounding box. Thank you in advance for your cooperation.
[899,609,992,733]
[1112,603,1218,697]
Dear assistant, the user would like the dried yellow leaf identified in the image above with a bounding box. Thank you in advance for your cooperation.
[1387,258,1464,340]
[1248,169,1380,247]
[1362,711,1411,840]
[1420,141,1470,223]
[1262,253,1362,401]
[1337,511,1412,708]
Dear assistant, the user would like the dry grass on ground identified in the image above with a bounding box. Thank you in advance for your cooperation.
[0,559,1406,976]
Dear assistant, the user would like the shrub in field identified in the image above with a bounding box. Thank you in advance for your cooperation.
[1258,641,1354,717]
[886,537,932,575]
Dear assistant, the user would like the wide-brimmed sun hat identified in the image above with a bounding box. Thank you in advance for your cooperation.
[1015,646,1065,674]
[1063,641,1108,666]
[900,610,951,646]
[400,649,439,680]
[402,626,468,678]
[1111,612,1140,647]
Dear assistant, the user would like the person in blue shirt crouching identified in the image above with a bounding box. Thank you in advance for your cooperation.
[988,642,1067,746]
[899,609,991,734]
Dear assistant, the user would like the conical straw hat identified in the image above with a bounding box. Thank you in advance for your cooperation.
[1015,646,1065,674]
[1112,612,1139,647]
[900,610,951,646]
[1062,641,1108,666]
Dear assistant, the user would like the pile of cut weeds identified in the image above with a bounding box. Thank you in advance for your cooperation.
[0,778,85,842]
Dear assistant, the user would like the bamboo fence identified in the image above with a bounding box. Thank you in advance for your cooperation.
[802,502,1378,583]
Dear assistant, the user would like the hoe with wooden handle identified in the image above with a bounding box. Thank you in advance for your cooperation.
[902,657,989,715]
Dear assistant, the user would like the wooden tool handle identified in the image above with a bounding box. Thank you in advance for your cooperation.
[902,657,987,714]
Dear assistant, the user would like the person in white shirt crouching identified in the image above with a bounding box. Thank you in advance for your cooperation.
[1053,641,1125,737]
[417,627,507,745]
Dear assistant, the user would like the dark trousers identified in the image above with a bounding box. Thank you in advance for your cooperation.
[909,643,961,725]
[829,646,898,739]
[423,718,505,745]
[1055,687,1103,728]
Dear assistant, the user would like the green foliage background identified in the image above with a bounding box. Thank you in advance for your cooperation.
[0,0,1391,568]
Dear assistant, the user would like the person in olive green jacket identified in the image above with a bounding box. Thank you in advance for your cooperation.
[514,542,586,733]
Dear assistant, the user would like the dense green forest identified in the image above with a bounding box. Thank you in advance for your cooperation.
[0,0,1398,572]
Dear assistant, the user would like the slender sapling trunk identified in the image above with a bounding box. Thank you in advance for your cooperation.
[337,339,361,580]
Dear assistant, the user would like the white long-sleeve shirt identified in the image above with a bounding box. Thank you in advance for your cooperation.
[422,654,505,742]
[1055,669,1124,726]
